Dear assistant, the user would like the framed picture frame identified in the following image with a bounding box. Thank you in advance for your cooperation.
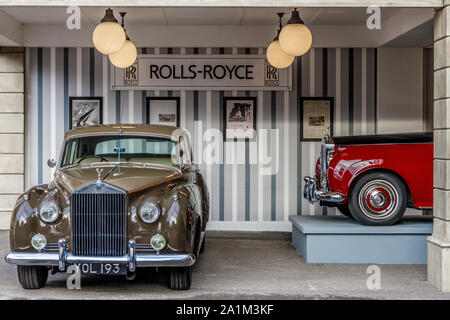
[300,97,334,141]
[69,96,103,129]
[223,97,257,140]
[146,97,180,127]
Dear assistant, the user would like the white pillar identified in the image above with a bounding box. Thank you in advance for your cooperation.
[0,48,25,230]
[428,3,450,292]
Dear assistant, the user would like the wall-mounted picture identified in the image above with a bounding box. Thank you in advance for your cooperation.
[69,97,103,129]
[223,97,257,140]
[147,97,180,127]
[300,97,334,141]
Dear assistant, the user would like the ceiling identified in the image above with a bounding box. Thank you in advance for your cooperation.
[1,6,402,26]
[384,20,434,47]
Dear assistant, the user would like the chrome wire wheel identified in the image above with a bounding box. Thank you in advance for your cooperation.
[357,179,399,220]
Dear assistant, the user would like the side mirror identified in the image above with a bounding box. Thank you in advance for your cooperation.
[47,158,57,168]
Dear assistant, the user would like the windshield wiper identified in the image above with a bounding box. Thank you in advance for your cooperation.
[101,163,119,182]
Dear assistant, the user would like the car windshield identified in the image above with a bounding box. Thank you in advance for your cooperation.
[60,135,178,168]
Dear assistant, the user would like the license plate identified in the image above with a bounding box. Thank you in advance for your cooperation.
[75,263,127,275]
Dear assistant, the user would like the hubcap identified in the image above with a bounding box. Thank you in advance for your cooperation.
[358,179,399,220]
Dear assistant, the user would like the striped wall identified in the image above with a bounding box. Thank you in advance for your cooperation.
[25,47,378,231]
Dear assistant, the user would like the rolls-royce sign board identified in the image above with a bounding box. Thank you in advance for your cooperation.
[111,54,292,91]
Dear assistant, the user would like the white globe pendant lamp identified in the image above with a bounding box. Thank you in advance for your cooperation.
[266,13,294,69]
[92,8,126,55]
[109,38,137,68]
[279,8,312,57]
[109,12,137,69]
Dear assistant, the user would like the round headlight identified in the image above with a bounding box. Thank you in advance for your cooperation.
[150,234,166,251]
[138,202,161,224]
[31,234,47,251]
[39,201,61,223]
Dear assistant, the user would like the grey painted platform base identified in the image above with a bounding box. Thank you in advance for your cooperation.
[289,215,433,264]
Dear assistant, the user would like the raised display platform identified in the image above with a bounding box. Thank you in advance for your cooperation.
[289,215,432,264]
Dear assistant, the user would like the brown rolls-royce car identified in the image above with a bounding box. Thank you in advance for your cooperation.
[5,124,209,290]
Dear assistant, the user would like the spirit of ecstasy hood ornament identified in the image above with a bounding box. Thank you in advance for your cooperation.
[96,168,104,188]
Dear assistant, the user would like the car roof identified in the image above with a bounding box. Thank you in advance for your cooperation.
[64,124,184,140]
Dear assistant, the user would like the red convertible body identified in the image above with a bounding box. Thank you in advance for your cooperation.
[304,132,433,225]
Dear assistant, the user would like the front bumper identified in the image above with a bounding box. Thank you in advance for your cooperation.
[5,239,195,272]
[303,176,345,204]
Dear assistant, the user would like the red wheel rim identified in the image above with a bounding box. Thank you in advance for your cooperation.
[358,180,399,220]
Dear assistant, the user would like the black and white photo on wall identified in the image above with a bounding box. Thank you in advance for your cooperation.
[146,97,180,127]
[300,97,334,141]
[223,97,257,140]
[69,97,103,129]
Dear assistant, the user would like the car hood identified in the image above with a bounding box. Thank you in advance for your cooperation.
[54,163,183,194]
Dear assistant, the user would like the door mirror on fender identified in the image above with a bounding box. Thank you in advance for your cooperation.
[47,158,57,168]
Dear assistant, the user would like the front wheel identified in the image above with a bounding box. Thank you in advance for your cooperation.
[336,204,354,219]
[17,266,48,289]
[169,266,192,290]
[348,172,407,226]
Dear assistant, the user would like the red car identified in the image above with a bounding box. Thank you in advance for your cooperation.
[304,132,433,226]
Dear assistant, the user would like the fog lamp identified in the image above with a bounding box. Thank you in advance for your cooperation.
[150,234,166,251]
[31,234,47,251]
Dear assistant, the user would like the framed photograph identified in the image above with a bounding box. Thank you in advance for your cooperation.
[300,97,334,141]
[69,97,103,129]
[223,97,257,140]
[146,97,180,127]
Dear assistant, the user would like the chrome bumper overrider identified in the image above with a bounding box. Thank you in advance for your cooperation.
[303,176,345,204]
[5,239,196,271]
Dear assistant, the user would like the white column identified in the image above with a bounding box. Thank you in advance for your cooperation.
[154,48,160,97]
[428,4,450,292]
[50,48,56,180]
[283,90,290,221]
[128,90,134,124]
[76,48,82,96]
[335,48,341,135]
[205,47,212,201]
[361,48,367,135]
[309,48,315,216]
[0,50,24,230]
[180,47,186,128]
[231,48,238,223]
[102,55,109,124]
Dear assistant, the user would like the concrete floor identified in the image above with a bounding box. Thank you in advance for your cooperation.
[1,231,450,300]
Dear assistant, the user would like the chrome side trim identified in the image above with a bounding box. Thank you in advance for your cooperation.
[5,252,196,268]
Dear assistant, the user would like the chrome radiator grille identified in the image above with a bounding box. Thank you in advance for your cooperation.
[72,192,126,256]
